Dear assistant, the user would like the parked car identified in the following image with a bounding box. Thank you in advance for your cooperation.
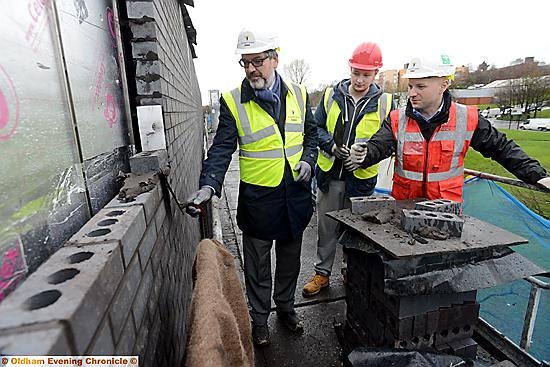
[519,118,550,131]
[480,108,501,118]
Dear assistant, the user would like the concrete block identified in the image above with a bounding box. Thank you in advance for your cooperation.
[107,173,162,224]
[131,42,158,60]
[0,325,73,355]
[350,195,396,215]
[136,78,162,96]
[136,60,161,78]
[68,205,146,268]
[0,243,123,354]
[130,21,157,40]
[401,209,464,237]
[130,151,168,175]
[126,1,156,19]
[415,199,462,216]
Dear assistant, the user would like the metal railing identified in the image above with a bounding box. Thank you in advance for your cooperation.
[464,169,550,194]
[520,274,550,352]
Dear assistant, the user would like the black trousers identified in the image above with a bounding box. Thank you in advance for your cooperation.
[242,234,302,325]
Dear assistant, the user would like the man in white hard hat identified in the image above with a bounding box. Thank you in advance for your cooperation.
[349,54,549,200]
[185,29,318,347]
[302,42,393,297]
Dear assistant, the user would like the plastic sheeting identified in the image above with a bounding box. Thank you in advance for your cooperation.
[0,0,131,299]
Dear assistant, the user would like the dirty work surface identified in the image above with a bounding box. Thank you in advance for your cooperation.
[327,209,528,258]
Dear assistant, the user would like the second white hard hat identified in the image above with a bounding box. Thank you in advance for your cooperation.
[403,54,455,78]
[235,29,279,55]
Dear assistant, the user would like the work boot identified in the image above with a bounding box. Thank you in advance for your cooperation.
[276,309,304,333]
[302,273,329,296]
[252,323,270,347]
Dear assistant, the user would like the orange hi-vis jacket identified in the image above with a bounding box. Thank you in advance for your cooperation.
[390,102,478,202]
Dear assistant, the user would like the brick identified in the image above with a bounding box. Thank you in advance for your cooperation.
[115,315,137,356]
[415,199,462,216]
[133,308,151,358]
[413,313,427,337]
[0,243,123,354]
[350,195,396,215]
[137,223,158,271]
[109,254,142,342]
[448,337,478,360]
[154,200,167,236]
[88,319,115,355]
[68,206,146,268]
[133,262,154,330]
[0,325,73,355]
[401,209,464,237]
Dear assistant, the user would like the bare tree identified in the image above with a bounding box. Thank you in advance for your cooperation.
[283,59,311,84]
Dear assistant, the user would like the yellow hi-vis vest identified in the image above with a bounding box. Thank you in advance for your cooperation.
[317,88,392,179]
[223,80,307,187]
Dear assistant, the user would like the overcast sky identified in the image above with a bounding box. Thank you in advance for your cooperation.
[188,0,550,104]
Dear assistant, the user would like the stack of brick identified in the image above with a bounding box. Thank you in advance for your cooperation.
[344,249,480,360]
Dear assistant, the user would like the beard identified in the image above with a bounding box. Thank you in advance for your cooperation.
[247,70,275,90]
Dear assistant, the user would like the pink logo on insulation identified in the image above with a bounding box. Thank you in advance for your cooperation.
[0,65,20,141]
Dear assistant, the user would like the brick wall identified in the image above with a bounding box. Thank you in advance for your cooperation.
[0,1,205,366]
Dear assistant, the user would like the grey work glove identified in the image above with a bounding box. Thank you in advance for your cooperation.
[343,157,360,172]
[331,144,350,160]
[294,161,312,182]
[184,186,214,217]
[350,143,368,164]
[538,177,550,189]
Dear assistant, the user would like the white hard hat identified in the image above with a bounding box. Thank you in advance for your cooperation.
[235,29,279,55]
[403,54,455,78]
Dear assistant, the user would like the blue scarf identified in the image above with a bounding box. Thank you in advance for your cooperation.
[254,73,281,120]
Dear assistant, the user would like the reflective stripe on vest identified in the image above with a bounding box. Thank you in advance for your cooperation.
[224,80,306,186]
[317,90,391,179]
[394,103,473,182]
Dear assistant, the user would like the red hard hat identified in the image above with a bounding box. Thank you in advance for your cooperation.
[348,42,383,70]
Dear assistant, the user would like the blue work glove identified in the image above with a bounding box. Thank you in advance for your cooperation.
[184,186,214,217]
[294,161,312,182]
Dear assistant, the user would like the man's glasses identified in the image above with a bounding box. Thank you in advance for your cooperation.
[238,56,269,68]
